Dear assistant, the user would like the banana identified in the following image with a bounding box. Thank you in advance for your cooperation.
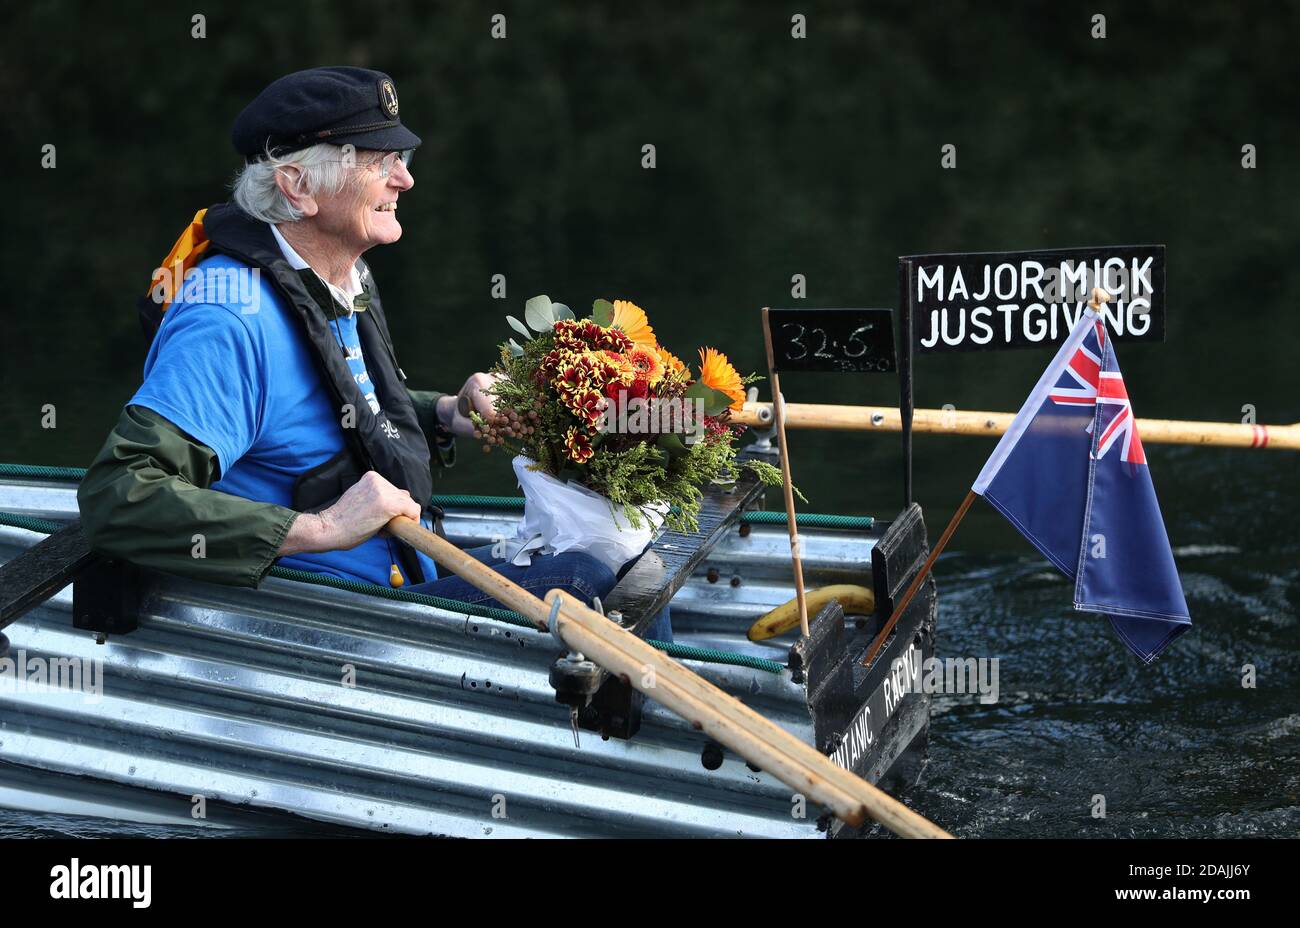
[746,584,875,641]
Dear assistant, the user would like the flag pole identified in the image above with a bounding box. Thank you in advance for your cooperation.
[859,287,1114,669]
[861,489,975,667]
[761,306,810,638]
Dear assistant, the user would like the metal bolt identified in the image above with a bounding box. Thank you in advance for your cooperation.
[706,567,720,583]
[738,522,752,538]
[730,576,741,588]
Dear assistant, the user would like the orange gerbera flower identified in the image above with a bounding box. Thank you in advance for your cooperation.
[697,347,745,412]
[611,300,657,349]
[657,346,686,376]
[626,346,666,386]
[601,350,636,386]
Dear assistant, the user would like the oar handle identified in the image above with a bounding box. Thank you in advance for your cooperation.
[385,516,550,629]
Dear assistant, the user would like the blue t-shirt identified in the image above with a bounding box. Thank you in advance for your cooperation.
[131,254,437,586]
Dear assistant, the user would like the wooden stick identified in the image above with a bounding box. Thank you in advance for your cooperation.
[548,591,910,817]
[386,516,952,838]
[861,489,976,668]
[761,307,810,637]
[550,600,868,816]
[734,403,1300,450]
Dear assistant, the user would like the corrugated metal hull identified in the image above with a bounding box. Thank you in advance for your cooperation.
[0,481,898,838]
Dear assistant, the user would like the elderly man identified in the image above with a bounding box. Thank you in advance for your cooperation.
[79,66,667,633]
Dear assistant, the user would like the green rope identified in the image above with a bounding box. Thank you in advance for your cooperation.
[0,512,64,534]
[429,494,873,530]
[739,510,874,530]
[0,463,87,482]
[268,564,531,627]
[645,640,784,672]
[0,510,785,674]
[0,466,872,530]
[430,494,529,510]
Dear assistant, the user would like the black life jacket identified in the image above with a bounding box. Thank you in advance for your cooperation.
[139,202,435,582]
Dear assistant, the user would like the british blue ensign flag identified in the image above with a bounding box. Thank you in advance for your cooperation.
[972,307,1191,662]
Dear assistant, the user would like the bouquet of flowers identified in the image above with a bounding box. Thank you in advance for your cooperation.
[475,296,783,547]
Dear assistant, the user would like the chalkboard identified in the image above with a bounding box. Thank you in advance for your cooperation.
[899,245,1166,353]
[765,308,896,373]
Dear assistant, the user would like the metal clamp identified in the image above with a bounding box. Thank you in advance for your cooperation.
[547,595,566,652]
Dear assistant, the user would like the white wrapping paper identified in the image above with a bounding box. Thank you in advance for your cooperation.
[506,456,668,574]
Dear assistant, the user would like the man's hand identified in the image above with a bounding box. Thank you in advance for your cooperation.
[280,471,421,555]
[436,372,501,438]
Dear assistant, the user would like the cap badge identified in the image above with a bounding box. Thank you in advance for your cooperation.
[379,79,399,118]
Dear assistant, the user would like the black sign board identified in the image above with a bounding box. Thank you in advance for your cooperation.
[765,308,896,373]
[900,245,1166,353]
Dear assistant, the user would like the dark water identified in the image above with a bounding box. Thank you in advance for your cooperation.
[914,448,1300,837]
[1,1,1297,837]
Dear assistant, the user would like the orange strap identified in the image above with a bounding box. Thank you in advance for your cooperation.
[145,208,211,313]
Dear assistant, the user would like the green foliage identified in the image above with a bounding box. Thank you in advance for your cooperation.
[685,381,735,417]
[506,315,533,342]
[524,295,558,333]
[478,297,783,533]
[591,299,614,327]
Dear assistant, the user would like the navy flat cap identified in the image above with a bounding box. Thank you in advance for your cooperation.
[232,66,422,161]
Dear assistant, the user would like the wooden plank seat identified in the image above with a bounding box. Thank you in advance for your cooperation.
[602,468,765,637]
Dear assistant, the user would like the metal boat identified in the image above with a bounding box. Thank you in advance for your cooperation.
[0,464,936,838]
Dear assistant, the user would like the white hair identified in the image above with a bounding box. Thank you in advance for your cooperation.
[230,143,362,223]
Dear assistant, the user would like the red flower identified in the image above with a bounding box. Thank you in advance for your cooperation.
[553,319,635,354]
[704,415,739,444]
[571,389,606,428]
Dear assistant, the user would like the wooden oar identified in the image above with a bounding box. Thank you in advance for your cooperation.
[735,403,1300,450]
[386,515,952,839]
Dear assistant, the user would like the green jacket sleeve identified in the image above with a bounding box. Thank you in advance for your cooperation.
[77,405,299,588]
[407,388,457,470]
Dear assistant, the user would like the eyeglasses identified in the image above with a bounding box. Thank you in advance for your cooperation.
[374,149,415,178]
[316,148,415,177]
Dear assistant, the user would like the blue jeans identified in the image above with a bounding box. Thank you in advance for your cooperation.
[407,544,673,642]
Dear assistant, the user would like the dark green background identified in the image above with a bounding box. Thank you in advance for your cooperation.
[5,0,1297,530]
[2,0,1298,839]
